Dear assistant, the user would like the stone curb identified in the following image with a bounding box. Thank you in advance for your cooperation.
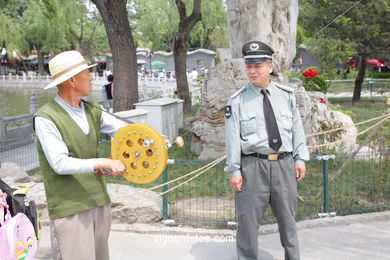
[110,210,390,237]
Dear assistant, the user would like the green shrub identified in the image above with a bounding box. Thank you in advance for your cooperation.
[365,71,390,79]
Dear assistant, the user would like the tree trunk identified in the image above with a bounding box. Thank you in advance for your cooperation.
[174,0,202,113]
[352,53,367,104]
[91,0,138,112]
[37,48,44,76]
[174,32,192,112]
[226,0,298,82]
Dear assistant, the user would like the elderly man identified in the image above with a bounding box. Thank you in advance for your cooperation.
[34,50,127,260]
[224,41,309,260]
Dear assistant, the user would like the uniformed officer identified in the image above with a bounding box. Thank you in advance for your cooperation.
[224,40,309,260]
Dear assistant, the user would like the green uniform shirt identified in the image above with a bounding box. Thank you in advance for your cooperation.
[224,81,309,178]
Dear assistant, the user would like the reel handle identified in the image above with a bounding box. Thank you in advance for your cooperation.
[96,157,114,176]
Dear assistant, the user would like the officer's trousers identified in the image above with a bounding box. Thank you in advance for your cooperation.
[235,154,300,260]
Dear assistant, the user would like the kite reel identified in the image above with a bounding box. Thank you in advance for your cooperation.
[109,123,183,184]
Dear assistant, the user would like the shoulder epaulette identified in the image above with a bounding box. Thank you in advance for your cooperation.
[230,84,248,99]
[275,82,294,93]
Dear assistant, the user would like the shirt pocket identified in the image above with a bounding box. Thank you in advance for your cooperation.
[280,110,293,131]
[240,113,257,135]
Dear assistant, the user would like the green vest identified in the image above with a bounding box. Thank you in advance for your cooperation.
[35,99,110,219]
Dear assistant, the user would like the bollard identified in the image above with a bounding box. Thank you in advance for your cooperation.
[162,168,168,220]
[316,153,336,217]
[162,159,175,221]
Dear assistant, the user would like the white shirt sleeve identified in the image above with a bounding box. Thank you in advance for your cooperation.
[100,111,128,136]
[34,116,96,175]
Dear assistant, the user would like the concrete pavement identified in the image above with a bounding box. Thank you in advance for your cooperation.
[36,211,390,260]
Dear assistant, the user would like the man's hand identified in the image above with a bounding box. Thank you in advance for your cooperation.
[230,175,243,192]
[295,164,306,181]
[94,158,125,176]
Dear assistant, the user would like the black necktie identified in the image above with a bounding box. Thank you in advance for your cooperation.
[261,89,282,152]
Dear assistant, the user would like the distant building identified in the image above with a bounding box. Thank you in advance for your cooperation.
[102,48,216,75]
[137,48,216,73]
[290,44,320,72]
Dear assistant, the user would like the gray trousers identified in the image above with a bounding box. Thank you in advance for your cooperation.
[236,154,299,260]
[50,204,112,260]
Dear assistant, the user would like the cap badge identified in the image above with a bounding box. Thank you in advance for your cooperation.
[249,43,259,51]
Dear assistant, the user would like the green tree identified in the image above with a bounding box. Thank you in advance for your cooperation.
[299,0,390,104]
[0,0,29,57]
[23,0,69,75]
[134,0,178,51]
[189,0,228,49]
[134,0,227,50]
[54,0,109,64]
[174,0,202,113]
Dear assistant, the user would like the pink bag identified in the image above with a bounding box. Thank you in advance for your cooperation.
[0,193,37,260]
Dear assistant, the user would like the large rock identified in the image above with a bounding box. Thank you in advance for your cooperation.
[108,184,162,224]
[226,0,298,83]
[299,90,358,153]
[0,162,30,179]
[186,59,247,159]
[0,177,162,225]
[171,196,235,221]
[185,61,358,159]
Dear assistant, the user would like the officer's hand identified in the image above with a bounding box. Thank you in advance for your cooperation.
[230,176,243,192]
[94,158,126,176]
[295,164,306,181]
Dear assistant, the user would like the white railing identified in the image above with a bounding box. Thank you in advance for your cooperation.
[0,73,204,102]
[0,74,51,83]
[0,73,178,89]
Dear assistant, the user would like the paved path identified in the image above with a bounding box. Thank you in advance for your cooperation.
[36,211,390,260]
[326,91,390,98]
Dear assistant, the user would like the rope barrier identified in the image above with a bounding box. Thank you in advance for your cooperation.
[307,115,390,149]
[112,155,226,201]
[305,113,389,138]
[111,156,226,213]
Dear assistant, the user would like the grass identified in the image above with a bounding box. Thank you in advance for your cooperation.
[327,80,390,95]
[328,97,390,145]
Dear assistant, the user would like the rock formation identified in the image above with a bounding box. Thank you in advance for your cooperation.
[226,0,298,83]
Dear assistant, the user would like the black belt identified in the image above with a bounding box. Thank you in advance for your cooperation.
[241,152,292,161]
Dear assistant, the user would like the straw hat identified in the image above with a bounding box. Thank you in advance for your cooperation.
[45,50,97,89]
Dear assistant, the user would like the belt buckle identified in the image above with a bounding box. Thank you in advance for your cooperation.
[268,154,279,160]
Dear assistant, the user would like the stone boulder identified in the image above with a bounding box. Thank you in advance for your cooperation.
[185,60,358,159]
[0,162,31,180]
[171,196,235,221]
[291,81,358,154]
[108,184,162,224]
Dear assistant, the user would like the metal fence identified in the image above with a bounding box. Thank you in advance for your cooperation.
[159,150,389,226]
[326,79,390,99]
[1,135,389,227]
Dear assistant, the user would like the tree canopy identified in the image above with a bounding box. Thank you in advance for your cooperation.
[299,0,390,103]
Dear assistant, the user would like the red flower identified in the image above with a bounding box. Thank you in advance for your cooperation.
[319,98,326,104]
[302,69,319,80]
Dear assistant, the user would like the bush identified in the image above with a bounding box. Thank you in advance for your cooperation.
[365,71,390,79]
[298,67,329,93]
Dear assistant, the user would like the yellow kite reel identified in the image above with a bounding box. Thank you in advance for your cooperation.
[110,123,183,184]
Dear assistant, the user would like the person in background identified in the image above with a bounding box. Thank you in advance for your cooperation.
[34,50,127,260]
[224,40,309,260]
[191,68,199,85]
[104,74,114,100]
